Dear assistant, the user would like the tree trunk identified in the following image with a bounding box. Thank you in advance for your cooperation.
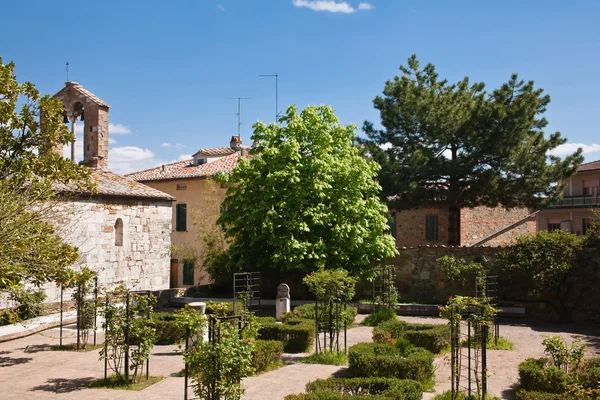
[448,205,461,246]
[541,292,573,324]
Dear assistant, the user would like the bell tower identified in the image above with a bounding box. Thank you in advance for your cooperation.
[53,82,110,169]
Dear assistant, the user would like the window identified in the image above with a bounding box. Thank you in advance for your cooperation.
[388,214,397,239]
[177,184,187,191]
[425,215,438,241]
[183,259,195,285]
[548,218,561,232]
[115,218,123,246]
[196,158,206,165]
[583,180,599,196]
[176,204,187,231]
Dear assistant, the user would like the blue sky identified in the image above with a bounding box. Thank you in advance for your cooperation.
[2,0,599,173]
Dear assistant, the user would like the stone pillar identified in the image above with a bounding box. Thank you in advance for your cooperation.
[188,302,208,342]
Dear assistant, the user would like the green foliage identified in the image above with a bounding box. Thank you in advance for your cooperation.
[99,285,156,385]
[497,230,584,323]
[89,375,164,391]
[348,342,434,382]
[0,58,95,310]
[360,54,583,245]
[303,268,358,302]
[67,267,97,349]
[363,309,397,327]
[285,303,358,327]
[305,377,422,400]
[176,306,258,400]
[205,301,234,317]
[285,393,389,400]
[402,325,451,354]
[433,391,501,400]
[437,256,486,291]
[218,105,397,275]
[251,340,284,373]
[258,321,315,353]
[372,318,408,344]
[152,312,185,345]
[515,390,565,400]
[542,336,586,372]
[518,358,569,394]
[0,286,46,325]
[302,350,348,366]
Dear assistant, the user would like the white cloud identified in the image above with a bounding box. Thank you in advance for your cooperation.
[293,0,355,13]
[175,143,186,149]
[109,123,132,135]
[109,138,117,145]
[548,143,600,156]
[109,146,156,174]
[161,143,172,148]
[218,4,225,11]
[177,154,193,161]
[358,2,373,10]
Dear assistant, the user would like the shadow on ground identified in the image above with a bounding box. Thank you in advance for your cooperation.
[31,377,95,393]
[0,355,32,367]
[23,344,53,353]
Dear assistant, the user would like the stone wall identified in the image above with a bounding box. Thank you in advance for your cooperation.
[41,196,173,304]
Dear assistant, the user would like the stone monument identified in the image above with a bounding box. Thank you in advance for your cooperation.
[276,283,290,321]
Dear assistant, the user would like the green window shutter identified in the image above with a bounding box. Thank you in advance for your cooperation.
[426,215,438,241]
[388,214,397,239]
[183,260,194,285]
[176,204,187,232]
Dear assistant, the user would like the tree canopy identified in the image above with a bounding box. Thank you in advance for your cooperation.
[361,55,583,245]
[217,105,397,275]
[0,57,93,312]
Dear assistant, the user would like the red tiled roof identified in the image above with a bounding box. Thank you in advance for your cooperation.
[59,169,174,200]
[578,159,600,172]
[126,153,241,182]
[193,147,237,157]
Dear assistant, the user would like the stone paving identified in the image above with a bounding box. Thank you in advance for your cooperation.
[0,316,598,399]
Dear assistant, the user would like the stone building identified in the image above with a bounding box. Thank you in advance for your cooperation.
[126,136,251,288]
[389,205,536,247]
[537,159,600,235]
[38,82,174,303]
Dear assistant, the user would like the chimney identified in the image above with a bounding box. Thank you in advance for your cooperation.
[230,135,243,151]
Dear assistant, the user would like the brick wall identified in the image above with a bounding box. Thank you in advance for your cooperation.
[460,206,535,246]
[392,205,450,247]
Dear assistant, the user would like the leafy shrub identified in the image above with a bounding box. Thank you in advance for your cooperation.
[0,287,46,325]
[372,319,408,344]
[542,336,586,372]
[255,316,277,325]
[515,390,564,400]
[433,391,501,400]
[302,351,348,366]
[290,304,357,326]
[258,322,315,353]
[252,340,283,373]
[205,301,234,317]
[573,357,600,389]
[402,324,450,353]
[284,317,315,326]
[285,394,388,400]
[437,256,486,291]
[153,312,185,345]
[362,309,396,327]
[518,358,568,393]
[306,377,422,400]
[348,343,434,382]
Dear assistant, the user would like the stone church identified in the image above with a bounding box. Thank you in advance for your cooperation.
[37,82,174,302]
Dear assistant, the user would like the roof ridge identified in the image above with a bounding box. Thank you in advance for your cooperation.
[124,158,192,177]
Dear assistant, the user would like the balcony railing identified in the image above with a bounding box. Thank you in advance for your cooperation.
[546,195,600,209]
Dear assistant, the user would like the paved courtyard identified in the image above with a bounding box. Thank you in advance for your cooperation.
[0,316,598,399]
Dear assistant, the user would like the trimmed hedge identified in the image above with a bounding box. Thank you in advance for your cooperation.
[306,377,422,400]
[258,322,315,353]
[515,390,565,400]
[372,319,450,353]
[289,304,358,326]
[348,343,434,382]
[518,358,568,394]
[153,312,185,345]
[285,394,388,400]
[252,340,283,373]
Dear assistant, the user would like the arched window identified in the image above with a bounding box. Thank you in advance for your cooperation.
[115,218,124,246]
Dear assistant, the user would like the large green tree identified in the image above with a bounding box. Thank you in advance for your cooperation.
[361,55,583,245]
[0,57,93,313]
[217,105,397,275]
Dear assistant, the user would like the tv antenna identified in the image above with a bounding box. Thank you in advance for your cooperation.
[66,62,69,82]
[226,97,251,135]
[259,73,279,124]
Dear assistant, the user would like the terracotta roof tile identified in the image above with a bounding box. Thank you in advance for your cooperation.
[59,170,174,200]
[578,159,600,172]
[193,147,237,157]
[126,153,241,182]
